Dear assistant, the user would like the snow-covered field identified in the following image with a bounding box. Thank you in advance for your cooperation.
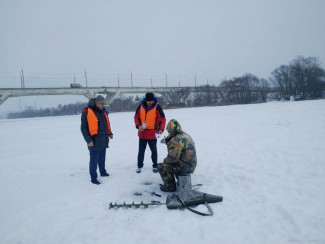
[1,100,325,244]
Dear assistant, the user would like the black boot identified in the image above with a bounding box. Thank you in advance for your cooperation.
[91,179,101,185]
[101,172,110,177]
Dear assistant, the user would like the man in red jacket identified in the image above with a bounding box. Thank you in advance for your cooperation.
[134,93,166,173]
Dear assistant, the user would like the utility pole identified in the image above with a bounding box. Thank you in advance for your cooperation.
[22,69,25,88]
[74,74,76,84]
[195,74,197,88]
[131,72,133,87]
[20,71,23,88]
[85,70,88,87]
[21,69,25,88]
[165,73,168,87]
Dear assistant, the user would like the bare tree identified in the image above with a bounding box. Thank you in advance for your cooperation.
[271,56,325,99]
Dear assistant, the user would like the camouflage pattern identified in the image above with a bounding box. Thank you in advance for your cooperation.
[158,119,197,191]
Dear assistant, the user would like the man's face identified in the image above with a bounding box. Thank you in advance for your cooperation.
[146,100,154,107]
[96,103,105,110]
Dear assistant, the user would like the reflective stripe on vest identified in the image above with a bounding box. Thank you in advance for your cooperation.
[86,108,111,136]
[139,103,158,130]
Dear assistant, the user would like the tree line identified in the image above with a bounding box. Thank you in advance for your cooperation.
[7,56,325,119]
[186,56,324,106]
[188,74,269,106]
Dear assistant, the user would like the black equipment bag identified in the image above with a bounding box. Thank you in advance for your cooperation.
[166,190,223,216]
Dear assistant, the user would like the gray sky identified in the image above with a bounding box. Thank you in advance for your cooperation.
[0,0,325,113]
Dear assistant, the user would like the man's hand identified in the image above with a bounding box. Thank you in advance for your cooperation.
[88,141,94,147]
[160,137,166,144]
[138,126,144,132]
[158,130,163,134]
[109,135,113,139]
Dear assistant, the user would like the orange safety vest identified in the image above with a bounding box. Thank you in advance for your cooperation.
[139,104,158,130]
[84,108,111,136]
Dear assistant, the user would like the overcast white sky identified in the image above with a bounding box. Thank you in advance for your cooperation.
[0,0,325,113]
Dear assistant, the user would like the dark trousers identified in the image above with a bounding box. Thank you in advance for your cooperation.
[89,148,107,180]
[137,138,157,168]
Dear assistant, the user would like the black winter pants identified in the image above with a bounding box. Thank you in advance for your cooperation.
[137,138,157,169]
[89,148,107,180]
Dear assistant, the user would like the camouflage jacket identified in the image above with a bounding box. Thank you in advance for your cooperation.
[163,120,197,167]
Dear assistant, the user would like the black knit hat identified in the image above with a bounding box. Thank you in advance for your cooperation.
[145,93,155,101]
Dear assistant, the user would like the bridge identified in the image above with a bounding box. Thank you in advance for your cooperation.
[0,86,220,106]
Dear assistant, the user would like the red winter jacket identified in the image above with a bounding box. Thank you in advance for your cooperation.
[134,98,166,140]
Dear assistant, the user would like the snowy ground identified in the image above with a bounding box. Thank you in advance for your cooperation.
[0,100,325,244]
